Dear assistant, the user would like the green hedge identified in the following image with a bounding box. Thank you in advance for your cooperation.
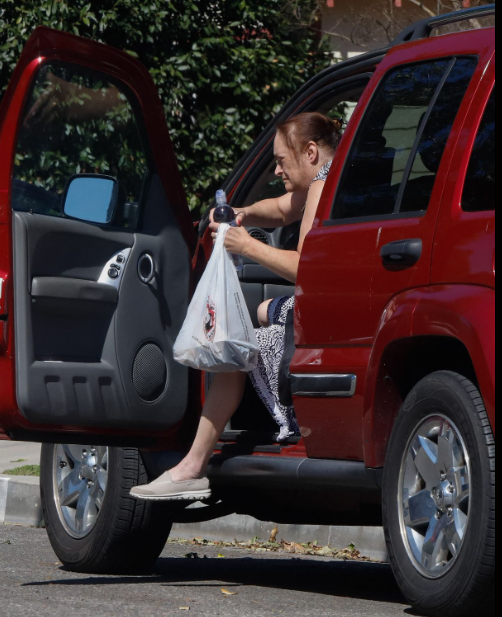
[0,0,330,216]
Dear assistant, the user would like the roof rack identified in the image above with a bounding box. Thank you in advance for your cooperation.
[392,3,496,46]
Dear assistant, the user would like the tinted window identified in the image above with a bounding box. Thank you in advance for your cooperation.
[400,58,478,213]
[332,58,477,221]
[12,63,148,228]
[462,90,495,212]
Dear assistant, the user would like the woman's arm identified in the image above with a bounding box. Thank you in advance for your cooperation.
[210,190,307,229]
[214,180,325,284]
[235,190,307,228]
[298,180,324,255]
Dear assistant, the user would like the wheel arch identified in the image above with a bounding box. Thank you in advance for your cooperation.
[363,285,495,468]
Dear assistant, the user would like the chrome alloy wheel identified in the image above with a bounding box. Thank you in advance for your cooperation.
[399,415,471,579]
[53,444,109,539]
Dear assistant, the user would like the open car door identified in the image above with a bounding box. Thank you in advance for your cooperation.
[0,28,199,444]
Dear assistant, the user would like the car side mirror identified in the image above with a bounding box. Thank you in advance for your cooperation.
[63,175,119,225]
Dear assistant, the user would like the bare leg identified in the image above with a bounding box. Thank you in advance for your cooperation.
[169,371,247,482]
[257,299,273,328]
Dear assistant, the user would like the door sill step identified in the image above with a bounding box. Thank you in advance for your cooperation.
[208,455,383,493]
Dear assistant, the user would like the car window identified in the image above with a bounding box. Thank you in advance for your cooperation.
[12,63,148,229]
[462,89,495,213]
[331,58,477,222]
[400,58,478,213]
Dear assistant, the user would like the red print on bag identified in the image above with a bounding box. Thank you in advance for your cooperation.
[204,297,216,342]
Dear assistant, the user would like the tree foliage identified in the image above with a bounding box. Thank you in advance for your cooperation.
[0,0,330,215]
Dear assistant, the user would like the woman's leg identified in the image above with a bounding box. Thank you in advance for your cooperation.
[169,371,247,482]
[257,299,273,328]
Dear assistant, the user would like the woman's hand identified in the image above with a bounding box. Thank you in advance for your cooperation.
[209,217,253,257]
[224,225,252,256]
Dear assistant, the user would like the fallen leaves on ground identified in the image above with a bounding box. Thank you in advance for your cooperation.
[168,537,369,561]
[221,588,238,596]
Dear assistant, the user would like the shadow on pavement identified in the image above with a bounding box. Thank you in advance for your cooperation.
[24,556,408,606]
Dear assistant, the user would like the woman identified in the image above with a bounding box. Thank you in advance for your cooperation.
[131,112,342,501]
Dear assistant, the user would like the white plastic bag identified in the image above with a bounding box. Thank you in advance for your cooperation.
[173,224,259,372]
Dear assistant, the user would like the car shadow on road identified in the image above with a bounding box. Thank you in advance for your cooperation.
[24,555,409,608]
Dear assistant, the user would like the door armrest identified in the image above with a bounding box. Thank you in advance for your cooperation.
[31,277,118,304]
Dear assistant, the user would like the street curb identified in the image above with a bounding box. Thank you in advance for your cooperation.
[0,475,44,528]
[172,512,389,563]
[0,476,388,562]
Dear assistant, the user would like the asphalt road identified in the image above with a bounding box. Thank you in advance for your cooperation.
[0,525,412,617]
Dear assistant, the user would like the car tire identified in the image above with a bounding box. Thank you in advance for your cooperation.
[383,371,495,617]
[40,444,172,574]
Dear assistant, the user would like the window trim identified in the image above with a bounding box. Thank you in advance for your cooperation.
[325,56,479,226]
[12,59,154,232]
[323,210,425,228]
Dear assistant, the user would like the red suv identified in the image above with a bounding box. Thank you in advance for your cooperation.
[0,5,495,616]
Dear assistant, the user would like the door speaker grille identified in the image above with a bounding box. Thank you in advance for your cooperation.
[132,343,167,402]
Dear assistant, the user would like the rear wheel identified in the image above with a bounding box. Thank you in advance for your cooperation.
[40,444,172,574]
[383,371,495,616]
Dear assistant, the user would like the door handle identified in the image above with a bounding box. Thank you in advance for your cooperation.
[138,253,155,284]
[380,239,423,268]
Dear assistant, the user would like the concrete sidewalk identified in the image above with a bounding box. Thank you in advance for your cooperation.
[0,441,41,473]
[0,475,43,527]
[0,441,44,527]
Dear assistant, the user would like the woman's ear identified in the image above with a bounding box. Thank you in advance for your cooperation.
[305,141,319,164]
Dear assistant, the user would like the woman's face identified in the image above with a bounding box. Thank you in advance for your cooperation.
[274,133,315,193]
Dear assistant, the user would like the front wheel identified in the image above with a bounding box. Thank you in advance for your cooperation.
[40,444,172,574]
[383,371,495,617]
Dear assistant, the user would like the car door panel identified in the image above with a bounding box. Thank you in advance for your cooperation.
[13,172,191,430]
[0,29,196,439]
[293,30,493,462]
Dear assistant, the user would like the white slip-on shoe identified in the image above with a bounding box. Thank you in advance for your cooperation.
[130,471,212,502]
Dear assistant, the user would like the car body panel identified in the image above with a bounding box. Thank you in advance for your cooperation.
[291,347,370,461]
[411,286,495,423]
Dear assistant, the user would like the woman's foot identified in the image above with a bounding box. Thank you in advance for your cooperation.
[130,470,211,501]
